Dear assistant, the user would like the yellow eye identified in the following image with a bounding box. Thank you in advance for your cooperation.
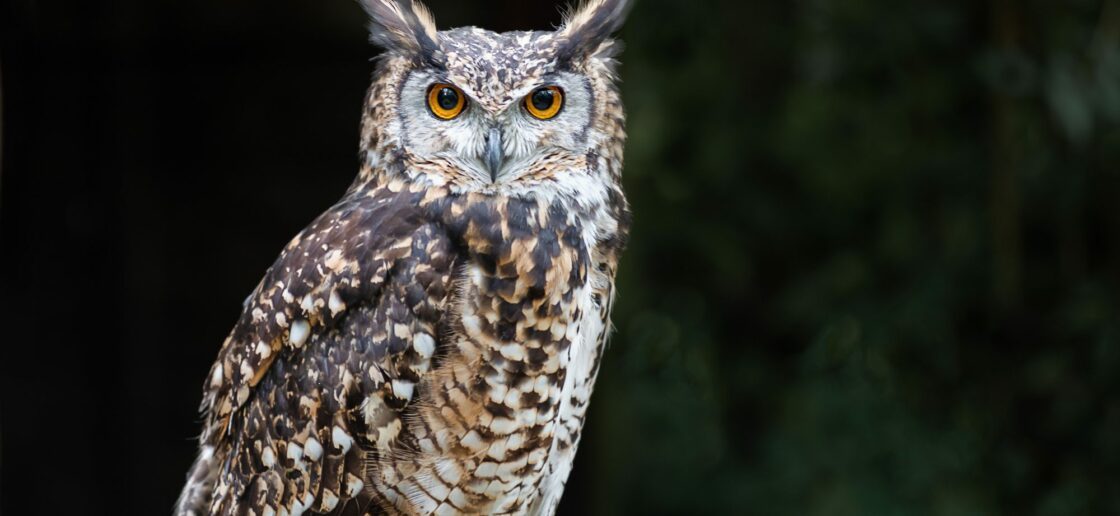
[524,86,564,120]
[428,84,466,120]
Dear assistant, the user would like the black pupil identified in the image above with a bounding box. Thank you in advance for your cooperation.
[531,89,555,111]
[436,88,459,110]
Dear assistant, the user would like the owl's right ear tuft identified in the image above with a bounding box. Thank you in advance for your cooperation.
[359,0,441,62]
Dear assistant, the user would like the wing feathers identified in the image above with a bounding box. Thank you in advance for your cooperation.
[187,189,458,516]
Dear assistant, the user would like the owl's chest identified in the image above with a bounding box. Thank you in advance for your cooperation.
[389,235,600,508]
[381,192,617,514]
[393,261,593,513]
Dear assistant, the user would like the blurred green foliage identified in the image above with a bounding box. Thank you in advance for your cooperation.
[585,0,1120,514]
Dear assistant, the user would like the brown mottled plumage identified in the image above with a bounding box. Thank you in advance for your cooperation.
[177,1,631,514]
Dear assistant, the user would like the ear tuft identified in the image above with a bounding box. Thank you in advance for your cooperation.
[557,0,632,65]
[359,0,440,59]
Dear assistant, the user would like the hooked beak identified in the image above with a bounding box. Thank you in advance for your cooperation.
[485,127,503,182]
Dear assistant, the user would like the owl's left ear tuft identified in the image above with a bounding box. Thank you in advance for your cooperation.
[556,0,632,66]
[359,0,441,62]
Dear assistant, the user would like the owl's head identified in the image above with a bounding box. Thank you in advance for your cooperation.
[357,0,630,193]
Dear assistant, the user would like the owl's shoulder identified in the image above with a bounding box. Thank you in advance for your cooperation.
[197,186,461,514]
[200,186,451,440]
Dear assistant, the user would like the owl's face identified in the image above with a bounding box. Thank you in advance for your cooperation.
[359,1,628,192]
[396,32,599,186]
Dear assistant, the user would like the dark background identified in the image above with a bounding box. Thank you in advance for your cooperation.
[3,0,1120,514]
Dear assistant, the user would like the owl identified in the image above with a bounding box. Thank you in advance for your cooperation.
[175,0,631,515]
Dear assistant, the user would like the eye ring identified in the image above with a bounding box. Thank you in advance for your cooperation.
[427,84,466,120]
[524,86,564,120]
